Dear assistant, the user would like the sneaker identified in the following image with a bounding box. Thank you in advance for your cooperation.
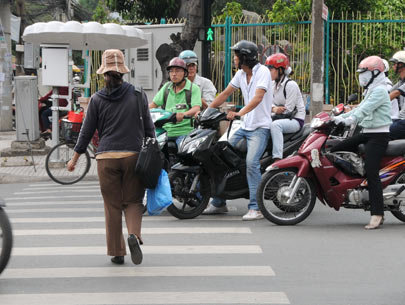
[242,209,264,221]
[202,204,229,215]
[127,234,143,265]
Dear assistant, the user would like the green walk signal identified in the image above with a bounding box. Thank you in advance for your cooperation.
[206,28,214,41]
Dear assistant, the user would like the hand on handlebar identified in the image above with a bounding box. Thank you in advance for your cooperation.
[176,112,185,122]
[226,111,241,121]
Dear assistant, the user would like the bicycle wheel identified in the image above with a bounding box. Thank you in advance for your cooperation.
[45,143,91,185]
[0,207,12,274]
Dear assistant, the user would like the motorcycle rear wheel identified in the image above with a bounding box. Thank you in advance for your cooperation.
[391,172,405,222]
[258,169,316,225]
[167,171,210,219]
[0,208,13,274]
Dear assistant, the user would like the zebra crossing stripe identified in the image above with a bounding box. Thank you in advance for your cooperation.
[13,227,251,235]
[2,266,275,278]
[0,291,290,304]
[7,207,104,213]
[5,195,103,200]
[6,200,102,207]
[12,245,262,255]
[14,189,101,195]
[10,215,244,223]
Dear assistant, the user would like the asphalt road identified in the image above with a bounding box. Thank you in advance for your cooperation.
[0,181,404,305]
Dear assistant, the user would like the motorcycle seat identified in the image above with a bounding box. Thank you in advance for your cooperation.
[358,139,405,156]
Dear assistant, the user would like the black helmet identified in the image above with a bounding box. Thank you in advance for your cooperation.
[231,40,258,61]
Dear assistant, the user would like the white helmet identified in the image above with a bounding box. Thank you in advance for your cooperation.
[389,51,405,64]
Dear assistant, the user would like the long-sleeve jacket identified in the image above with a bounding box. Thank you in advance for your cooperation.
[74,82,155,154]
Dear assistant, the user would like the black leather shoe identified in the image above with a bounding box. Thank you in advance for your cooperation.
[111,256,124,265]
[128,234,143,265]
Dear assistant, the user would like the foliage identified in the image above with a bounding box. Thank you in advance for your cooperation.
[215,1,244,23]
[212,0,275,16]
[79,0,99,12]
[267,0,311,22]
[104,0,180,21]
[92,0,120,23]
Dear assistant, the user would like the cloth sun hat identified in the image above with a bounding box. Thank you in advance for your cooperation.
[96,49,130,74]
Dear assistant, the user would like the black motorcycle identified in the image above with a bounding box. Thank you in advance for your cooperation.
[166,108,312,219]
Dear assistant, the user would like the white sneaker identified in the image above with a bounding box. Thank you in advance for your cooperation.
[202,204,229,215]
[242,209,264,221]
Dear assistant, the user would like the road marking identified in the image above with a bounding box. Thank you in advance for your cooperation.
[12,245,262,255]
[10,216,244,223]
[14,189,101,195]
[23,186,100,191]
[2,266,274,278]
[28,181,99,187]
[6,200,102,207]
[13,227,251,236]
[7,207,104,213]
[5,195,103,200]
[0,291,289,304]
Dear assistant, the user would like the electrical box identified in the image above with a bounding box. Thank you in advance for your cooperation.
[23,42,40,69]
[14,76,40,141]
[42,45,69,87]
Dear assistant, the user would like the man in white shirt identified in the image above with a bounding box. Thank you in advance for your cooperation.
[203,40,273,221]
[179,50,217,109]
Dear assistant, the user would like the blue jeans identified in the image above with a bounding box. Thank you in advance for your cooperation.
[389,119,405,140]
[270,119,301,159]
[211,127,270,210]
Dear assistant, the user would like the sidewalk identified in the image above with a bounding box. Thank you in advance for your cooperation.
[0,131,98,184]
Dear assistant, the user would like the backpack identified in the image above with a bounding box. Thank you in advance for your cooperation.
[283,78,292,99]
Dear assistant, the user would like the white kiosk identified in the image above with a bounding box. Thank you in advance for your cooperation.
[22,21,148,147]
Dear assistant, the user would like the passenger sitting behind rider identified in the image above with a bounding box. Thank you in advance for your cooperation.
[149,57,202,148]
[265,53,306,161]
[331,56,392,230]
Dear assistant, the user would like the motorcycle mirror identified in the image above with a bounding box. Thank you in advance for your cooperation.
[347,94,358,103]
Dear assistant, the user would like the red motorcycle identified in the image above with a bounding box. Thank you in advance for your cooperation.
[257,107,405,225]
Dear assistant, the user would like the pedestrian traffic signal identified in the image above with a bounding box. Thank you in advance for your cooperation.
[206,28,214,41]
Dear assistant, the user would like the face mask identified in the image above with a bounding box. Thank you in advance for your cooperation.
[359,70,372,87]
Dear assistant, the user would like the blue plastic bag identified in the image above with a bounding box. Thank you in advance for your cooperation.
[146,169,172,215]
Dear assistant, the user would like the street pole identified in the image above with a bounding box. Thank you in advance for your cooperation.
[0,0,13,131]
[310,0,324,118]
[201,0,213,78]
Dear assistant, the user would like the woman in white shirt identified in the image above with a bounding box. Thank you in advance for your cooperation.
[265,53,306,161]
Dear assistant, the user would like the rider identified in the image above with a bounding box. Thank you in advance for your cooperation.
[332,55,391,230]
[382,59,399,121]
[179,50,217,109]
[265,53,306,161]
[149,57,202,147]
[388,51,405,139]
[203,40,273,221]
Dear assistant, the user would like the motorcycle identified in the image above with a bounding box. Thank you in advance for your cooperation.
[150,108,192,169]
[0,198,12,275]
[257,107,405,225]
[166,107,313,219]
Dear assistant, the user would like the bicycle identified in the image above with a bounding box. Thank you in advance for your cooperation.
[0,198,12,275]
[45,119,98,185]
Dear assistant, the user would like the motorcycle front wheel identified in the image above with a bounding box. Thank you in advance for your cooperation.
[167,171,210,219]
[0,208,13,274]
[390,172,405,222]
[257,169,316,225]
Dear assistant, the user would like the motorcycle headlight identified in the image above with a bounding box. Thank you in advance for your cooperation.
[156,133,168,149]
[310,117,324,128]
[181,136,208,154]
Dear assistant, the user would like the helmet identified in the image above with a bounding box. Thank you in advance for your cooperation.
[166,57,187,72]
[382,59,389,73]
[389,51,405,64]
[265,53,290,69]
[231,40,258,61]
[179,50,198,65]
[356,56,385,73]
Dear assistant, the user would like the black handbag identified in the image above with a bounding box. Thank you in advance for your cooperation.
[135,137,163,189]
[272,107,298,121]
[133,86,163,189]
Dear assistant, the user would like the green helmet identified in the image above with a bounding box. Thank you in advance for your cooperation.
[179,50,198,65]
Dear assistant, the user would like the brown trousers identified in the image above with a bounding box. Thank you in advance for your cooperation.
[97,154,145,256]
